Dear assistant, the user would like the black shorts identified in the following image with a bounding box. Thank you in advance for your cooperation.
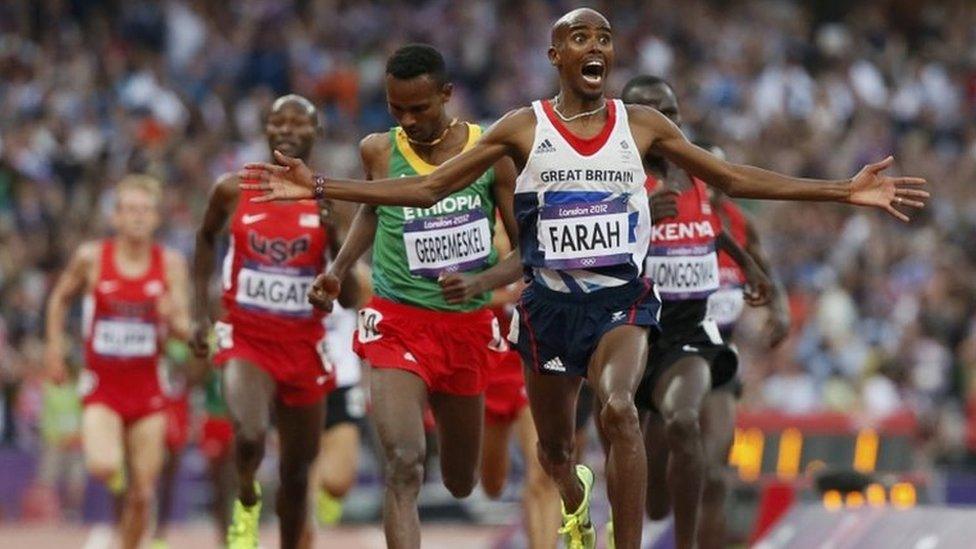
[718,376,744,398]
[510,279,662,378]
[636,300,738,412]
[324,385,367,430]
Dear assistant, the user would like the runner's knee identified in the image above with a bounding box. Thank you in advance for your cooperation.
[536,436,574,471]
[384,447,424,495]
[599,395,640,439]
[664,408,701,452]
[125,480,154,511]
[86,456,121,483]
[481,470,505,499]
[443,470,476,499]
[322,474,355,499]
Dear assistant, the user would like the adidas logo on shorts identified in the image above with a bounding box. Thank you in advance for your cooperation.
[535,138,556,154]
[542,356,565,372]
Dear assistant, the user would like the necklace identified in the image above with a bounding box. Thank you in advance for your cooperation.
[406,118,459,147]
[551,96,607,122]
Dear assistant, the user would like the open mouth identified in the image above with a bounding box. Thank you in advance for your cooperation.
[581,59,605,85]
[273,138,301,154]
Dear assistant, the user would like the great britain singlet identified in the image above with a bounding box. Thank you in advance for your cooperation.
[221,190,329,339]
[370,123,498,312]
[84,239,166,370]
[514,99,649,293]
[644,174,720,302]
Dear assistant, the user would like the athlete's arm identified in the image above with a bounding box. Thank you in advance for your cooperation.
[190,174,236,357]
[44,242,97,383]
[742,215,791,346]
[162,249,192,341]
[308,133,385,311]
[715,231,770,307]
[240,108,535,207]
[629,105,929,222]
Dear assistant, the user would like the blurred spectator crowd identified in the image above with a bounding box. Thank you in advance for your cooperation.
[1,0,976,466]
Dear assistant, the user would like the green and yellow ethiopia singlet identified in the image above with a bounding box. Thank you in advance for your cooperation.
[371,123,497,312]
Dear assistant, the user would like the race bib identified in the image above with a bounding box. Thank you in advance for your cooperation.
[644,245,720,299]
[357,308,383,344]
[403,210,491,277]
[706,286,745,327]
[236,264,315,316]
[92,319,157,358]
[539,200,631,269]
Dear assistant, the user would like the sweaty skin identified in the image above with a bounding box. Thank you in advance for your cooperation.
[240,9,927,549]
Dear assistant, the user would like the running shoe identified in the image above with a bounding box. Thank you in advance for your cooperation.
[315,489,343,526]
[227,482,262,549]
[558,464,595,549]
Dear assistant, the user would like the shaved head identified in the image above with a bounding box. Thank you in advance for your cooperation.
[551,8,611,45]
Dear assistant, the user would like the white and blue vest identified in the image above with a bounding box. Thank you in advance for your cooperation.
[514,99,650,294]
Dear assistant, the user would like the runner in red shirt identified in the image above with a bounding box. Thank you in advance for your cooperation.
[191,94,356,549]
[44,175,191,549]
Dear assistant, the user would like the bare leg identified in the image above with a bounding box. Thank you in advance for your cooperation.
[588,325,650,549]
[698,390,736,549]
[650,356,711,549]
[371,367,428,549]
[643,412,672,520]
[523,366,584,513]
[121,412,166,549]
[208,448,235,542]
[81,404,125,486]
[275,400,324,549]
[81,405,125,524]
[314,424,361,499]
[513,407,561,549]
[428,391,484,498]
[223,359,275,507]
[153,445,181,542]
[480,419,515,499]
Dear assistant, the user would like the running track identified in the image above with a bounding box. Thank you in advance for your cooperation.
[0,523,510,549]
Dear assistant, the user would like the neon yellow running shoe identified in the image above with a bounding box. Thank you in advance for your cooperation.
[558,464,596,549]
[315,489,343,526]
[149,539,169,549]
[107,467,126,495]
[227,482,262,549]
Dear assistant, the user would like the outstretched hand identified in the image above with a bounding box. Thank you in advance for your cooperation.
[848,156,928,222]
[239,150,317,203]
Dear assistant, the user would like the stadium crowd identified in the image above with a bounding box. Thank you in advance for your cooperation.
[1,0,975,481]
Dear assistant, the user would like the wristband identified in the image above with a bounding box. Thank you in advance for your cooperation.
[313,174,326,200]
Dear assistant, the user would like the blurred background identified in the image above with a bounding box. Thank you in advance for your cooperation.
[1,0,975,547]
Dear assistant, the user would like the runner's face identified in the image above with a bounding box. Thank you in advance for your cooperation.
[386,74,452,143]
[622,84,681,126]
[550,16,614,101]
[113,187,159,241]
[266,102,317,160]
